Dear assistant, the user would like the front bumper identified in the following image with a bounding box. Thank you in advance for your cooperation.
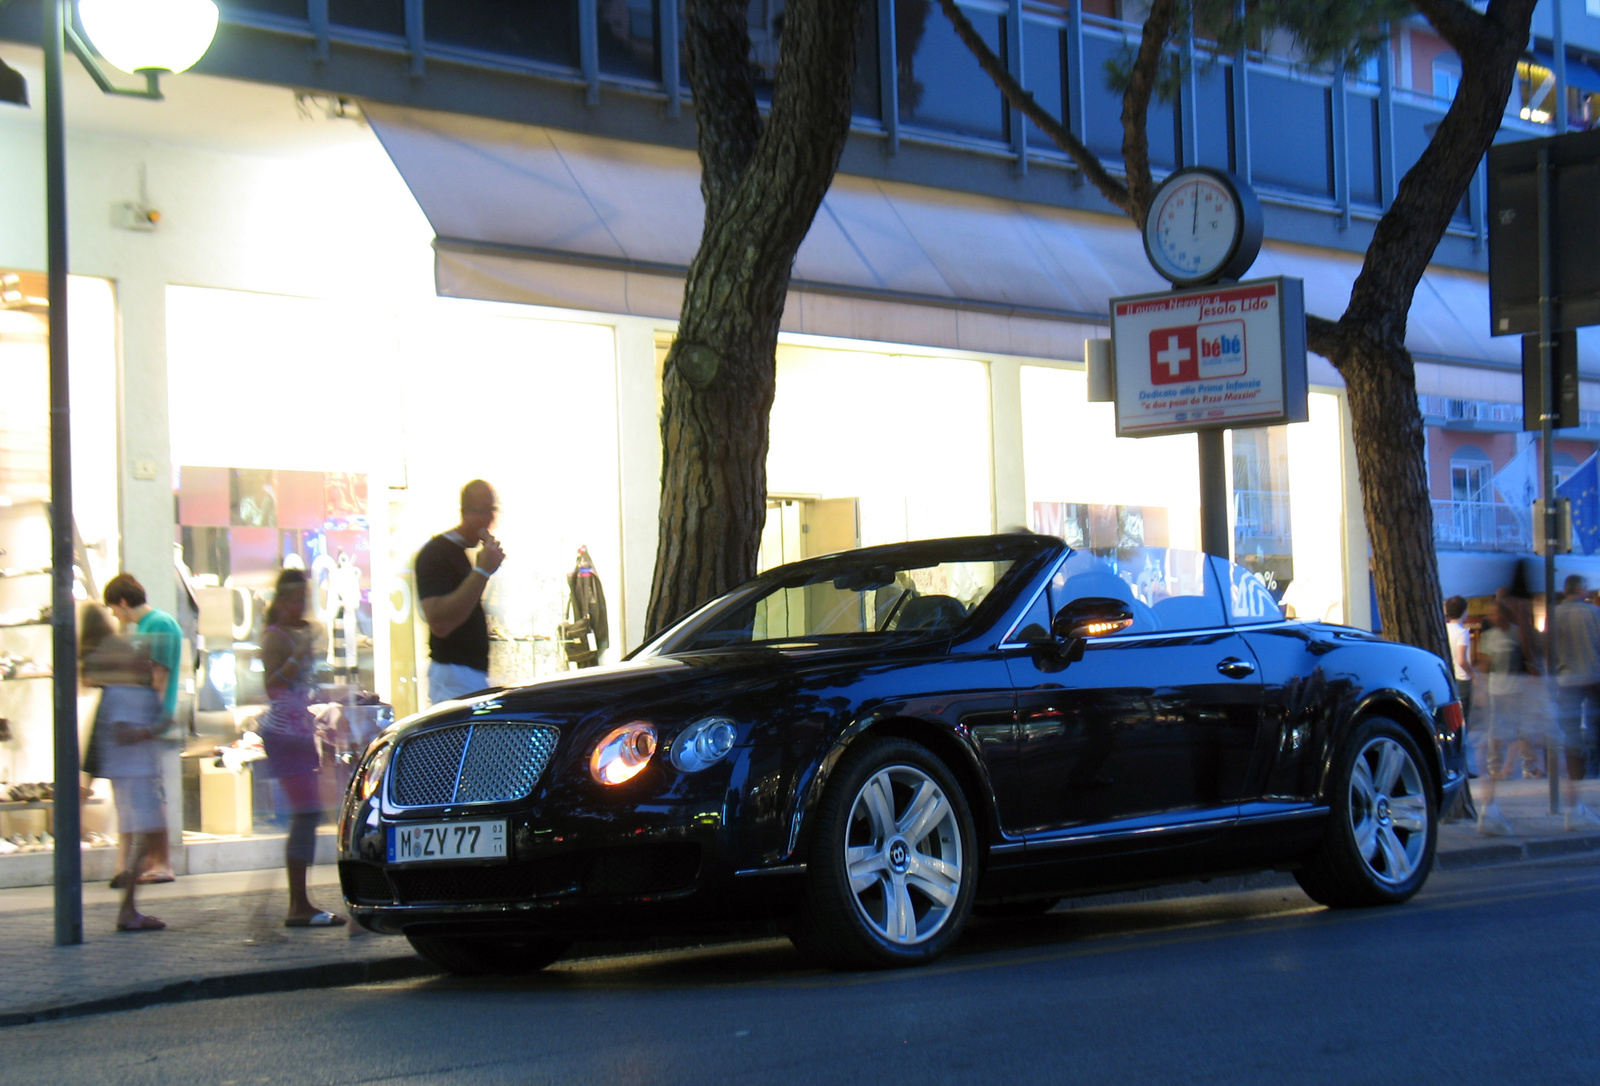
[339,806,804,937]
[337,736,807,937]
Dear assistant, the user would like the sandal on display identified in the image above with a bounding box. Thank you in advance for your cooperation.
[116,914,166,932]
[284,911,347,928]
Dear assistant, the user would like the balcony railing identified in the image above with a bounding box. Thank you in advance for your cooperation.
[1432,499,1531,552]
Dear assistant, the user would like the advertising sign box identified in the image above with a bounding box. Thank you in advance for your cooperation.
[1109,276,1308,438]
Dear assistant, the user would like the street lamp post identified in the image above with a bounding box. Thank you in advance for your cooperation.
[43,0,217,947]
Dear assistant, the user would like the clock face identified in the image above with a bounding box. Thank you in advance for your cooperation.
[1145,172,1243,285]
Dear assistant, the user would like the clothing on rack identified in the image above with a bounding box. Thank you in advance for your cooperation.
[560,546,609,669]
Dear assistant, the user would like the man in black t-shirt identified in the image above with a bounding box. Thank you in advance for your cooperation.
[415,479,504,703]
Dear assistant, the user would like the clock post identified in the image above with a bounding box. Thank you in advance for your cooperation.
[1109,168,1307,573]
[1139,167,1265,560]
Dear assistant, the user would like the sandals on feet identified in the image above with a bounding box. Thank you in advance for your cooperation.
[116,914,166,932]
[284,911,347,928]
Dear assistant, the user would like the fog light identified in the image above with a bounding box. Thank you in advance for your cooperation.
[670,716,738,772]
[591,722,657,785]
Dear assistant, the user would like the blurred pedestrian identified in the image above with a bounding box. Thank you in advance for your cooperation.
[102,573,182,885]
[80,603,166,932]
[1476,599,1545,835]
[1444,596,1474,770]
[1551,574,1600,830]
[416,479,503,703]
[259,568,345,927]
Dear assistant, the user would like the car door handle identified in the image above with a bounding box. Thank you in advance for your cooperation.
[1217,657,1256,679]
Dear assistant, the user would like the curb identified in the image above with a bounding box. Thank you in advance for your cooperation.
[1435,829,1600,870]
[0,955,435,1030]
[6,831,1598,1028]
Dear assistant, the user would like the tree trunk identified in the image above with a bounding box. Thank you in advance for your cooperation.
[1339,336,1448,661]
[645,0,867,637]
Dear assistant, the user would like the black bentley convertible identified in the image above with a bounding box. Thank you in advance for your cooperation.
[338,533,1466,972]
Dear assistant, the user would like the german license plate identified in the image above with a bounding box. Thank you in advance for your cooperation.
[387,820,507,864]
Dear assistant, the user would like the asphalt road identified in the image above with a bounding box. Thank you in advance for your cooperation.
[7,856,1599,1085]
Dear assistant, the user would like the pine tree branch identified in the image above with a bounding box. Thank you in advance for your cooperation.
[1344,0,1536,340]
[1408,0,1488,57]
[1306,314,1345,364]
[1120,0,1179,226]
[934,0,1131,214]
[683,0,763,224]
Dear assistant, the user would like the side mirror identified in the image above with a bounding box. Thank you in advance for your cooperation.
[1052,596,1135,641]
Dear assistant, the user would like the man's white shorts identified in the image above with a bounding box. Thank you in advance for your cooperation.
[428,661,491,705]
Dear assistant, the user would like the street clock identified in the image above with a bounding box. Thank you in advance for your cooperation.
[1142,166,1264,287]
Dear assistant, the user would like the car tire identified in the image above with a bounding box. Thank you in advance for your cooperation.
[1294,717,1437,908]
[789,737,978,970]
[406,933,571,976]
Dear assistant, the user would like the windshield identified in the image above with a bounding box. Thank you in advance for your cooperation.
[642,537,1049,655]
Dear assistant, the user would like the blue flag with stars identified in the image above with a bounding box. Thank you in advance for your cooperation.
[1556,452,1600,555]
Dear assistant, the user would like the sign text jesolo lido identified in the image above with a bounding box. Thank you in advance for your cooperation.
[1110,277,1308,439]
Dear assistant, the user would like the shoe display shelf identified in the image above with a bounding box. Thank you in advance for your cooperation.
[0,498,100,857]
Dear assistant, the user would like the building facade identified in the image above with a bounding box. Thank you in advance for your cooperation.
[1,0,1597,869]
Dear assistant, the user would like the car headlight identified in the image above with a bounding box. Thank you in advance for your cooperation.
[590,722,657,785]
[357,741,393,801]
[670,716,738,772]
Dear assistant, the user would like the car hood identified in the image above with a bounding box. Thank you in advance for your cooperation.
[385,641,917,740]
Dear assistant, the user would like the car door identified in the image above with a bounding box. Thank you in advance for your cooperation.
[1002,548,1264,841]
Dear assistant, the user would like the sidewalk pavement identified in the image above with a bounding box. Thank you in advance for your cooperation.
[3,778,1597,1028]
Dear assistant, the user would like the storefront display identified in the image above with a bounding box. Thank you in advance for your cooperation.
[0,274,119,869]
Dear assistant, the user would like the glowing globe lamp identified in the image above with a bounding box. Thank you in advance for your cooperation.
[77,0,220,75]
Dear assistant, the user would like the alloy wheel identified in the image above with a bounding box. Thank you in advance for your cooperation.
[1347,735,1428,886]
[843,765,964,946]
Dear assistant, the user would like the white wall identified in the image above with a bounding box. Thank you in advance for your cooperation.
[0,53,437,616]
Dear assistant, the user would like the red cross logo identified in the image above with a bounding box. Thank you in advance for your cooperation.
[1149,326,1198,385]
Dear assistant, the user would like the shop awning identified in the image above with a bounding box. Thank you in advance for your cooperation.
[362,101,1589,373]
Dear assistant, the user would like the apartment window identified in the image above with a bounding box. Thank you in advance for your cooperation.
[1433,59,1460,101]
[1450,447,1492,505]
[1450,446,1494,547]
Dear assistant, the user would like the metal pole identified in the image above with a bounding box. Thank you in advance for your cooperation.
[1198,428,1229,558]
[1537,145,1560,816]
[44,0,83,946]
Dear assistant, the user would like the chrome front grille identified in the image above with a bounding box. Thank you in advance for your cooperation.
[389,722,560,807]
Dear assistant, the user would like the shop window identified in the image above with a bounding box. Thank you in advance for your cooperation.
[896,2,1008,141]
[1518,58,1556,124]
[766,345,990,546]
[1232,427,1293,601]
[0,272,119,794]
[1020,368,1347,626]
[425,0,581,69]
[329,0,405,36]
